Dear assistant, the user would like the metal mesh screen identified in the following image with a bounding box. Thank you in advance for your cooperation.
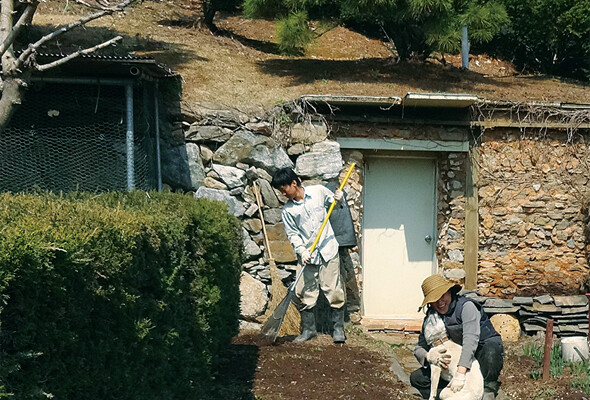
[0,81,157,193]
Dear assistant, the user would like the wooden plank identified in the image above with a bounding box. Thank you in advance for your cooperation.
[464,146,479,290]
[361,318,423,332]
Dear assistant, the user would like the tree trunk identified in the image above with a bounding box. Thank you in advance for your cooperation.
[389,24,431,61]
[0,74,28,131]
[202,0,218,33]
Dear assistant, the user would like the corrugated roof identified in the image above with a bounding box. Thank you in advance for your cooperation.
[16,51,177,78]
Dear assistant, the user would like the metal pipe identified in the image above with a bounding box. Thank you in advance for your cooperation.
[461,25,469,69]
[126,83,135,190]
[154,81,162,192]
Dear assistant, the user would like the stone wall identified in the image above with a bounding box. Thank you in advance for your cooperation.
[476,130,590,297]
[436,152,468,278]
[160,102,590,327]
[161,103,364,327]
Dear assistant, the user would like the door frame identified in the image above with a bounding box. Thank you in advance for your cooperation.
[360,152,439,324]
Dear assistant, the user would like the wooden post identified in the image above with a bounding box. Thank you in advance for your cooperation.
[464,147,479,290]
[542,319,554,381]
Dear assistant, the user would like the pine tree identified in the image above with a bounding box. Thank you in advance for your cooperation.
[243,0,509,59]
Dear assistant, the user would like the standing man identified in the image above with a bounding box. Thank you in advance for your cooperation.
[271,168,347,343]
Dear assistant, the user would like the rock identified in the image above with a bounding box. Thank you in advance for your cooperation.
[243,218,263,233]
[244,203,259,217]
[194,187,246,217]
[213,130,293,174]
[185,125,233,142]
[245,121,272,136]
[266,223,296,263]
[243,228,262,259]
[444,268,466,280]
[448,249,464,262]
[254,167,273,182]
[287,143,306,156]
[212,163,247,189]
[290,121,328,144]
[160,142,205,191]
[263,208,283,224]
[239,320,262,331]
[185,102,250,128]
[200,145,214,164]
[294,141,343,179]
[239,271,268,320]
[203,176,227,190]
[257,178,280,208]
[229,187,243,196]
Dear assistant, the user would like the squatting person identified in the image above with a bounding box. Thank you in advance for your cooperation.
[410,274,505,400]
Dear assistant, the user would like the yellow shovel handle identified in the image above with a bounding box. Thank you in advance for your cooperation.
[308,162,356,254]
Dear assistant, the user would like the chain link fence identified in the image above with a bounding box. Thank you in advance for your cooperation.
[0,81,157,193]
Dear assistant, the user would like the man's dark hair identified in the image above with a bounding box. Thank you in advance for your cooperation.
[271,168,301,189]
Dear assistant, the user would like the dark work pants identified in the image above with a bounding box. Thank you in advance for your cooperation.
[410,336,504,399]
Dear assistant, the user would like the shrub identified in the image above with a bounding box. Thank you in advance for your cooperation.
[0,191,243,399]
[480,0,590,81]
[276,11,313,55]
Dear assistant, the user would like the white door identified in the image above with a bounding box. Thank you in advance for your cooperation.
[362,156,437,320]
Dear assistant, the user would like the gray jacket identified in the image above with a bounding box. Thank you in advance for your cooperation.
[325,181,357,248]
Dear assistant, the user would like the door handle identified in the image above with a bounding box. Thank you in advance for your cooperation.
[424,235,432,244]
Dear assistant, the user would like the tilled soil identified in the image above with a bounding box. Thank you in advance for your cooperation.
[211,330,590,400]
[211,331,411,399]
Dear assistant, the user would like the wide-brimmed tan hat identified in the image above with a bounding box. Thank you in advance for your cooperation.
[419,275,460,311]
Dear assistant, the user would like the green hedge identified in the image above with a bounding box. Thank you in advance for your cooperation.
[0,191,243,399]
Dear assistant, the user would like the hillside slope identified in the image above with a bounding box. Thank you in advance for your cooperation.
[34,0,590,113]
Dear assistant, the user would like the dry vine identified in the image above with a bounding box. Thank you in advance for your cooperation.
[471,100,590,142]
[266,97,336,147]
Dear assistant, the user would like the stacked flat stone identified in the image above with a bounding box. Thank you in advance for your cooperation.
[462,291,589,337]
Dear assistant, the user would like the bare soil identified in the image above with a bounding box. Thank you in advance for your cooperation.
[211,331,412,399]
[33,0,590,114]
[216,330,590,400]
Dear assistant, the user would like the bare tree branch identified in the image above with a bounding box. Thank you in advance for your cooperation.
[0,3,38,59]
[36,35,122,71]
[75,0,111,10]
[16,0,133,69]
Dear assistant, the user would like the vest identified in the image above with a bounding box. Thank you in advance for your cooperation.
[442,296,500,346]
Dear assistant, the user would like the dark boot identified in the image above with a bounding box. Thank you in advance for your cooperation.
[331,306,346,343]
[294,308,317,343]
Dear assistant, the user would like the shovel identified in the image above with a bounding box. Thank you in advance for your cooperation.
[261,162,356,342]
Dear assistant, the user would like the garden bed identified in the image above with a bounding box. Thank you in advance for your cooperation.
[211,330,590,399]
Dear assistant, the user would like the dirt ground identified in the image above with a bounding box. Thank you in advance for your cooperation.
[211,329,590,400]
[33,0,590,113]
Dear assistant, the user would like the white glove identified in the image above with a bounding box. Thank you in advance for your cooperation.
[333,189,343,202]
[448,372,466,392]
[301,249,311,264]
[426,347,451,369]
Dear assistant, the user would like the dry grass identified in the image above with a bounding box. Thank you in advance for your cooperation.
[33,0,590,114]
